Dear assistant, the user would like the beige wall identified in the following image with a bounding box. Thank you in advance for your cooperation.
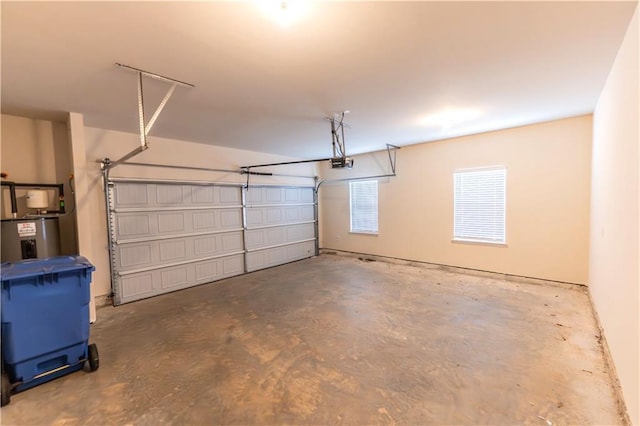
[320,115,592,284]
[0,114,77,254]
[81,126,317,300]
[590,7,639,424]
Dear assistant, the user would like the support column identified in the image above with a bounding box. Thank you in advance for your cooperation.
[67,112,97,322]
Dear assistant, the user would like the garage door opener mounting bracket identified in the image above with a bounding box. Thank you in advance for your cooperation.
[240,111,354,188]
[99,63,194,171]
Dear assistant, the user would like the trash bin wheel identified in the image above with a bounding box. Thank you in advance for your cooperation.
[87,344,99,372]
[1,370,10,407]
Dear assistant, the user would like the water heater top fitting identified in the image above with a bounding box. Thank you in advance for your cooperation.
[26,190,48,209]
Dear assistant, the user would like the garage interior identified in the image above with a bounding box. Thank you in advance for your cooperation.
[1,1,638,425]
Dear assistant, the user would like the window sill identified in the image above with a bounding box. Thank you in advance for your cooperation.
[452,239,507,247]
[350,231,379,236]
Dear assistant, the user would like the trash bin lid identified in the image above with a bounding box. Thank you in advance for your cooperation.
[1,256,95,281]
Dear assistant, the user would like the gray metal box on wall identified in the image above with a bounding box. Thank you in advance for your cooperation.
[1,217,61,262]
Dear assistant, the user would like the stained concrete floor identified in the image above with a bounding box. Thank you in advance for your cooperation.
[1,255,625,425]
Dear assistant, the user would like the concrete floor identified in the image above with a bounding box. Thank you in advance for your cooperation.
[1,255,625,425]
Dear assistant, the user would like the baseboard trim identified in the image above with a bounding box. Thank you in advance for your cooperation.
[320,248,586,290]
[94,294,113,308]
[585,291,631,425]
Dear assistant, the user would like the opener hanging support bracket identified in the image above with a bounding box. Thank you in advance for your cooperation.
[103,63,195,170]
[386,143,400,174]
[327,111,350,159]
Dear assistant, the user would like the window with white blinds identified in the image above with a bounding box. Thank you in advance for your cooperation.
[453,167,506,244]
[350,180,378,234]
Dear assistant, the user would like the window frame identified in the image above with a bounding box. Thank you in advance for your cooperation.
[349,180,379,235]
[452,166,507,246]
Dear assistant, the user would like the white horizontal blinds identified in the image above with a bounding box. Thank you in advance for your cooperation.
[454,167,506,243]
[350,180,378,233]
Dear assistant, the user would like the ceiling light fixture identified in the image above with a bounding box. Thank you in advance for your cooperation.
[420,107,482,130]
[255,0,311,27]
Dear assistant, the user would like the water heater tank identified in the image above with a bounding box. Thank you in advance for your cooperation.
[1,217,61,262]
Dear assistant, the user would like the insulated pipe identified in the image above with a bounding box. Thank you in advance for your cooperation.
[0,181,18,217]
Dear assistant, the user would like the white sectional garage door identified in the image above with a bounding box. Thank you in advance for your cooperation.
[108,180,316,305]
[244,186,316,272]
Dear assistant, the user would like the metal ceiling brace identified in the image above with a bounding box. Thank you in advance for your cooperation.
[386,143,400,174]
[99,63,194,171]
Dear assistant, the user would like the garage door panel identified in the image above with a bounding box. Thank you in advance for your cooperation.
[161,267,188,289]
[246,240,315,272]
[218,186,242,204]
[219,210,243,228]
[190,186,215,204]
[159,240,187,262]
[246,223,315,250]
[117,215,151,238]
[193,236,216,256]
[191,185,241,205]
[222,256,244,275]
[243,186,316,273]
[158,213,185,233]
[115,253,244,304]
[114,183,149,206]
[246,205,313,228]
[266,187,282,202]
[266,208,283,223]
[300,205,315,221]
[221,233,244,251]
[191,209,242,231]
[114,184,242,209]
[118,244,153,269]
[246,186,313,205]
[285,240,315,259]
[121,273,154,300]
[192,211,215,229]
[195,260,218,282]
[285,188,299,202]
[156,185,185,205]
[287,222,315,240]
[114,231,244,272]
[114,209,242,241]
[246,250,266,271]
[246,231,264,248]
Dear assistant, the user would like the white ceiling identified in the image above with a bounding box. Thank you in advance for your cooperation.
[2,1,637,159]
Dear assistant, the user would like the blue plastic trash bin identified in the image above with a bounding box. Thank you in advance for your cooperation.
[1,256,99,406]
